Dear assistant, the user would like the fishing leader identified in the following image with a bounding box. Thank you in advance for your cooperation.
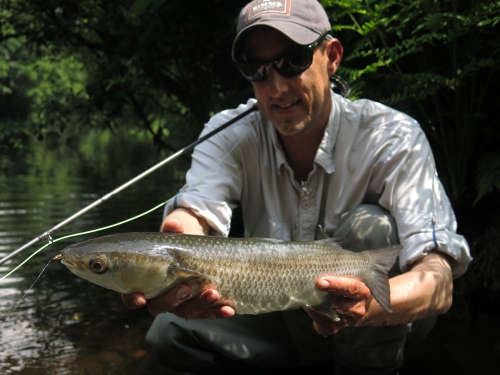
[122,0,472,374]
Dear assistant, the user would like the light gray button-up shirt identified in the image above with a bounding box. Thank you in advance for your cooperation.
[165,92,471,278]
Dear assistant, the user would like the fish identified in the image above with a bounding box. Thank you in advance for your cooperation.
[55,232,401,321]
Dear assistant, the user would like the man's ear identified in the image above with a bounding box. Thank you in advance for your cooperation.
[326,39,343,75]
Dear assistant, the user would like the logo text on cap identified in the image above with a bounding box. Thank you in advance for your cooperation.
[246,0,291,22]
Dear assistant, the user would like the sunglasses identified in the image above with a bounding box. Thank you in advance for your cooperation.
[236,31,332,83]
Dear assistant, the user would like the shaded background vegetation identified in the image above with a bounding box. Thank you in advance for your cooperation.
[1,0,499,334]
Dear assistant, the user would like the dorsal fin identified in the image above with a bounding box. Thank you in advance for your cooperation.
[315,237,345,244]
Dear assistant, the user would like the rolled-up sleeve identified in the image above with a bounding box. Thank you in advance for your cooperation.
[371,113,471,278]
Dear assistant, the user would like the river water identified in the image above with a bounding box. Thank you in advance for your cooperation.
[0,134,187,375]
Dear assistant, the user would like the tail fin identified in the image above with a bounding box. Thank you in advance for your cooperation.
[361,245,401,313]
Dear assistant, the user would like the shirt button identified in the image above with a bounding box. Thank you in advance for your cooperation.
[302,201,310,209]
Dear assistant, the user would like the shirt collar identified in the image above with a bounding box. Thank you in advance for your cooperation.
[268,90,341,175]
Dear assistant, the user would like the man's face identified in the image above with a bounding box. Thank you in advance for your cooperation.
[242,27,335,139]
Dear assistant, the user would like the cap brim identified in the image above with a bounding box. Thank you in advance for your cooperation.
[232,21,321,61]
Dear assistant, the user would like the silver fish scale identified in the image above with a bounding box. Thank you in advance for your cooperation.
[168,237,372,314]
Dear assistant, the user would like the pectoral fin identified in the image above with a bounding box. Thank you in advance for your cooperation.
[169,266,213,281]
[308,295,341,322]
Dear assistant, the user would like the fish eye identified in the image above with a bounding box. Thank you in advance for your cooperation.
[89,258,107,274]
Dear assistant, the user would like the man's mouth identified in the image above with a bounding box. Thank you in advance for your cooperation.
[272,99,299,110]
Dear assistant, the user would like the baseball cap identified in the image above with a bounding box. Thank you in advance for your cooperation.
[232,0,332,60]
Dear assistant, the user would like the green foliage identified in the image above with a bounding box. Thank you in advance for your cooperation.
[130,0,165,15]
[324,0,500,213]
[0,36,34,151]
[466,217,500,295]
[0,33,89,151]
[474,155,500,205]
[0,0,250,154]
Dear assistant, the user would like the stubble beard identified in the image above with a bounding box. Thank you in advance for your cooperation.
[274,116,311,138]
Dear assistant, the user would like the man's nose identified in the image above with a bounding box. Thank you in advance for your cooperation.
[266,68,289,97]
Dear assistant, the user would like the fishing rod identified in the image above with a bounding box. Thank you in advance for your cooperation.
[0,104,258,266]
[0,75,350,267]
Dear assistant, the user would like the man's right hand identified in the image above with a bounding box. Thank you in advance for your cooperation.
[121,286,234,319]
[121,208,235,320]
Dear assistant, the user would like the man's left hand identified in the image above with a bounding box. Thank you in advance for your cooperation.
[303,277,372,336]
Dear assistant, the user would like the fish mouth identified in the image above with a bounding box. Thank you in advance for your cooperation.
[60,257,83,271]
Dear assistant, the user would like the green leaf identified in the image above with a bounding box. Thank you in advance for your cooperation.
[130,0,151,15]
[474,155,500,205]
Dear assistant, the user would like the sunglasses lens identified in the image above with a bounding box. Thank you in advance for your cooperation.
[238,62,267,82]
[276,47,314,77]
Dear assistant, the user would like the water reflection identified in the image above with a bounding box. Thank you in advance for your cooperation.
[0,138,186,374]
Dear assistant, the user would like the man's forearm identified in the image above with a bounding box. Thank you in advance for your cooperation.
[359,250,453,326]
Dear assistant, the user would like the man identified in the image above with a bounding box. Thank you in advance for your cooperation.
[123,1,471,374]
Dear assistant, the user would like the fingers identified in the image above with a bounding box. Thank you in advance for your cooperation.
[121,284,235,319]
[316,277,371,300]
[317,276,370,318]
[144,284,192,316]
[160,217,184,234]
[306,276,373,336]
[303,297,365,337]
[121,285,188,313]
[304,307,355,336]
[333,296,367,319]
[121,292,147,309]
[169,290,235,320]
[144,285,235,319]
[160,208,210,235]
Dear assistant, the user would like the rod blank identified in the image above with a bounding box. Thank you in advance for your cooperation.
[0,104,258,266]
